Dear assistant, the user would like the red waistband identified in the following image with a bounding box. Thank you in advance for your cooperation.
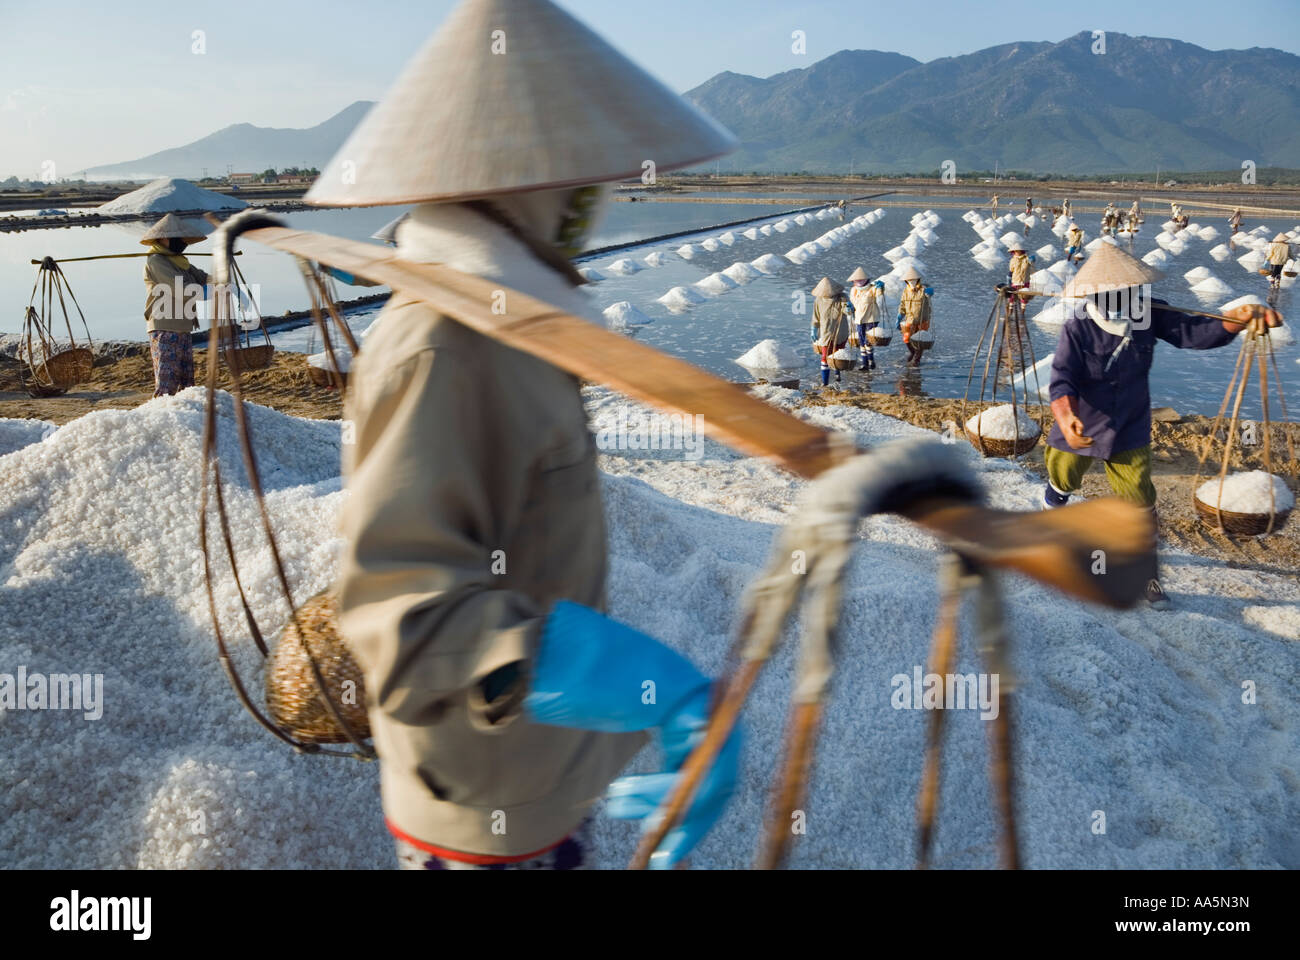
[386,819,565,865]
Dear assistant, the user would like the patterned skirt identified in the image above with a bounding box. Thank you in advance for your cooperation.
[395,820,591,871]
[149,331,195,397]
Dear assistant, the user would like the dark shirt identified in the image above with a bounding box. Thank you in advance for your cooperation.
[1048,299,1234,460]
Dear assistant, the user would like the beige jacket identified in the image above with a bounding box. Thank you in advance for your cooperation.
[813,295,850,349]
[849,284,880,324]
[1267,240,1291,266]
[143,254,208,334]
[898,283,931,328]
[338,204,645,858]
[1008,252,1033,286]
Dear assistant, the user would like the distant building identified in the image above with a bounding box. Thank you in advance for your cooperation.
[228,173,258,184]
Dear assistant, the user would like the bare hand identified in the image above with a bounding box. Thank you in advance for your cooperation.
[1062,414,1093,449]
[1225,303,1283,336]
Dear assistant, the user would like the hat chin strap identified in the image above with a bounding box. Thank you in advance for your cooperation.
[1084,298,1133,373]
[464,198,588,287]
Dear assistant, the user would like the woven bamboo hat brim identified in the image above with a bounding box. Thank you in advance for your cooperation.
[897,265,922,281]
[848,267,870,282]
[306,0,737,207]
[139,213,210,246]
[1060,243,1164,298]
[811,277,844,298]
[1275,233,1289,242]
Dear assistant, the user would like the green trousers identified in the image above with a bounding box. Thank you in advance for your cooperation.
[1044,444,1157,508]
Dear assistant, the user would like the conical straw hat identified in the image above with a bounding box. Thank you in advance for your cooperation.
[371,214,409,245]
[897,264,922,281]
[1001,232,1027,251]
[848,267,870,282]
[306,0,737,207]
[139,213,210,246]
[1060,242,1164,298]
[811,277,843,298]
[1275,233,1289,242]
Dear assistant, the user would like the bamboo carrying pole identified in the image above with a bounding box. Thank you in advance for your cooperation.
[30,252,237,264]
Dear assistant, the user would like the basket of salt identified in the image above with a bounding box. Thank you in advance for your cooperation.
[909,328,934,353]
[223,343,275,371]
[306,348,351,388]
[265,591,370,744]
[964,404,1042,457]
[827,347,858,370]
[866,326,892,346]
[1193,471,1293,536]
[25,347,95,397]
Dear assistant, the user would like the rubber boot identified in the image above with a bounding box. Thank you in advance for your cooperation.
[820,363,830,386]
[1042,483,1070,510]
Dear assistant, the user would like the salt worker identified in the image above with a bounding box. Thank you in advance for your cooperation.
[1042,243,1281,609]
[1065,220,1085,262]
[1267,233,1293,290]
[990,193,999,213]
[307,0,741,871]
[1127,199,1141,233]
[1005,236,1035,305]
[847,266,883,370]
[1061,197,1072,219]
[811,275,851,384]
[140,213,211,397]
[1229,207,1243,235]
[895,264,933,366]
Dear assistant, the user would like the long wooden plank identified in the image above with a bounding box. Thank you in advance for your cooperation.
[235,225,1154,608]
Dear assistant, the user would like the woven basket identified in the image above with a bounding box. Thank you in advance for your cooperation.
[265,592,370,744]
[964,424,1041,458]
[866,331,892,346]
[828,355,858,371]
[224,343,275,371]
[910,338,934,353]
[1285,270,1298,278]
[24,347,94,397]
[1193,496,1291,536]
[307,365,348,389]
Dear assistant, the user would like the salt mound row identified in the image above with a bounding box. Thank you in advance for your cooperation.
[97,177,248,215]
[578,267,604,282]
[657,286,704,309]
[695,273,739,296]
[750,253,789,274]
[734,339,800,371]
[965,404,1039,441]
[1195,471,1295,515]
[643,251,670,267]
[722,262,764,283]
[0,418,57,458]
[603,301,653,328]
[605,258,642,275]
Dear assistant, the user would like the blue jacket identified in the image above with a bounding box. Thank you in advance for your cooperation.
[1048,299,1234,460]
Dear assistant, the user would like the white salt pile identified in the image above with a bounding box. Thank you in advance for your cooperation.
[1219,294,1266,312]
[1035,244,1058,262]
[909,328,933,343]
[774,220,792,232]
[603,301,654,328]
[722,262,764,283]
[657,286,704,309]
[1166,238,1189,256]
[605,258,642,275]
[643,251,670,267]
[1199,226,1220,241]
[759,225,774,236]
[1184,266,1213,282]
[1191,277,1234,296]
[734,339,800,371]
[676,244,699,260]
[750,253,789,274]
[699,238,722,252]
[307,349,351,373]
[1047,260,1075,279]
[1029,270,1064,294]
[794,215,811,225]
[828,347,857,362]
[3,388,1299,870]
[97,177,248,215]
[785,247,813,264]
[717,232,738,245]
[578,267,605,282]
[1142,249,1170,267]
[1195,471,1295,515]
[742,228,761,240]
[1010,352,1056,401]
[1209,244,1232,261]
[974,249,1007,267]
[0,418,57,458]
[1238,251,1267,270]
[883,246,908,262]
[695,273,739,296]
[965,404,1040,441]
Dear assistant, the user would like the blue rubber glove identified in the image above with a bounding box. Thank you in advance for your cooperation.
[1028,254,1037,263]
[923,286,934,296]
[874,280,885,290]
[895,314,904,330]
[524,601,741,869]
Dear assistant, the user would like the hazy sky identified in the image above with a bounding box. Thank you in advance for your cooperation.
[3,0,1297,177]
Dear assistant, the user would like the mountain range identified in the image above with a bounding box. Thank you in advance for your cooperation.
[81,32,1299,180]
